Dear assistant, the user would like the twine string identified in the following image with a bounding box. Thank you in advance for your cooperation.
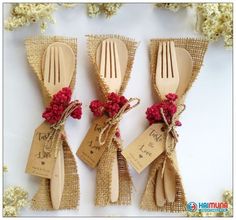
[160,104,185,177]
[43,100,81,158]
[98,98,140,145]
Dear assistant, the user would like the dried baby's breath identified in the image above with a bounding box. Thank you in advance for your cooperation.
[87,3,122,18]
[3,186,29,217]
[156,3,233,47]
[156,3,192,12]
[196,3,233,47]
[4,3,56,33]
[59,3,77,8]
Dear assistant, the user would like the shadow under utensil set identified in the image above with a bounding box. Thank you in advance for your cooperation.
[25,35,208,212]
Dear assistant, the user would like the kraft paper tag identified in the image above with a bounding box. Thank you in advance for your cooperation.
[25,122,61,179]
[122,123,166,173]
[77,115,117,168]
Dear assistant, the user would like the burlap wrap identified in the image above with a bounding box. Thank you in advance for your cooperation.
[140,38,208,212]
[86,35,138,206]
[25,36,79,210]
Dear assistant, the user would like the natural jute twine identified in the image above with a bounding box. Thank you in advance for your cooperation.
[98,98,140,145]
[160,104,185,177]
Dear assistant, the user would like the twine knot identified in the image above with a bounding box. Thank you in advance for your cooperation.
[98,98,140,145]
[43,100,81,158]
[160,104,185,177]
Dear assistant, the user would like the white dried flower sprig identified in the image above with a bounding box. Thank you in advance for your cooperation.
[196,3,232,47]
[4,3,57,33]
[4,3,122,33]
[3,186,29,217]
[156,3,192,12]
[87,3,122,18]
[156,3,232,47]
[59,3,77,9]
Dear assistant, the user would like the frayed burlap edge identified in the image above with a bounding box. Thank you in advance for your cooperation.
[95,139,132,206]
[86,35,138,206]
[140,38,208,212]
[25,36,80,210]
[140,152,186,212]
[31,136,80,210]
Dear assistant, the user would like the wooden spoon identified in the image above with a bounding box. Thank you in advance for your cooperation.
[42,42,75,209]
[162,47,193,204]
[175,48,193,98]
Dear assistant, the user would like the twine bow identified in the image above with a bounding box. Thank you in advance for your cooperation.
[160,104,185,177]
[98,98,140,145]
[44,100,81,158]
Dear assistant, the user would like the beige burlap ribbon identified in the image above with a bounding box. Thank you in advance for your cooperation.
[44,100,81,158]
[98,98,140,145]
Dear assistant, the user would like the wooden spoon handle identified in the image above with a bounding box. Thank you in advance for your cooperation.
[50,144,65,209]
[110,152,119,202]
[155,166,166,207]
[164,160,176,203]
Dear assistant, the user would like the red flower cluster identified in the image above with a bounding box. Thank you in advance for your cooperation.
[146,93,181,126]
[42,87,82,124]
[89,92,129,118]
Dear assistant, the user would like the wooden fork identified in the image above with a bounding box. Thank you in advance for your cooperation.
[44,45,66,94]
[156,41,180,100]
[100,40,122,93]
[42,42,75,210]
[155,41,180,206]
[99,39,123,202]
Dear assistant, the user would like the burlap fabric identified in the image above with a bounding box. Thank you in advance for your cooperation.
[86,35,138,206]
[25,36,79,210]
[140,38,208,212]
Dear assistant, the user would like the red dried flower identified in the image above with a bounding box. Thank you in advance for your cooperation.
[146,93,180,126]
[107,92,120,103]
[52,87,72,107]
[105,102,120,118]
[89,93,129,118]
[146,104,162,125]
[175,120,182,126]
[115,129,121,138]
[166,93,178,102]
[89,100,105,117]
[71,104,82,119]
[42,87,82,124]
[42,108,62,124]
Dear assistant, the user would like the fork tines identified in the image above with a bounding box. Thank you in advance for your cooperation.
[157,41,179,79]
[44,46,64,85]
[100,40,121,79]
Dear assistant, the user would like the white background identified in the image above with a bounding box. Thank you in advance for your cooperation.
[3,3,232,217]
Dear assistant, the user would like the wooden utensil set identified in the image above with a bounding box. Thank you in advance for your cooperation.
[42,42,76,209]
[37,38,193,209]
[155,41,193,207]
